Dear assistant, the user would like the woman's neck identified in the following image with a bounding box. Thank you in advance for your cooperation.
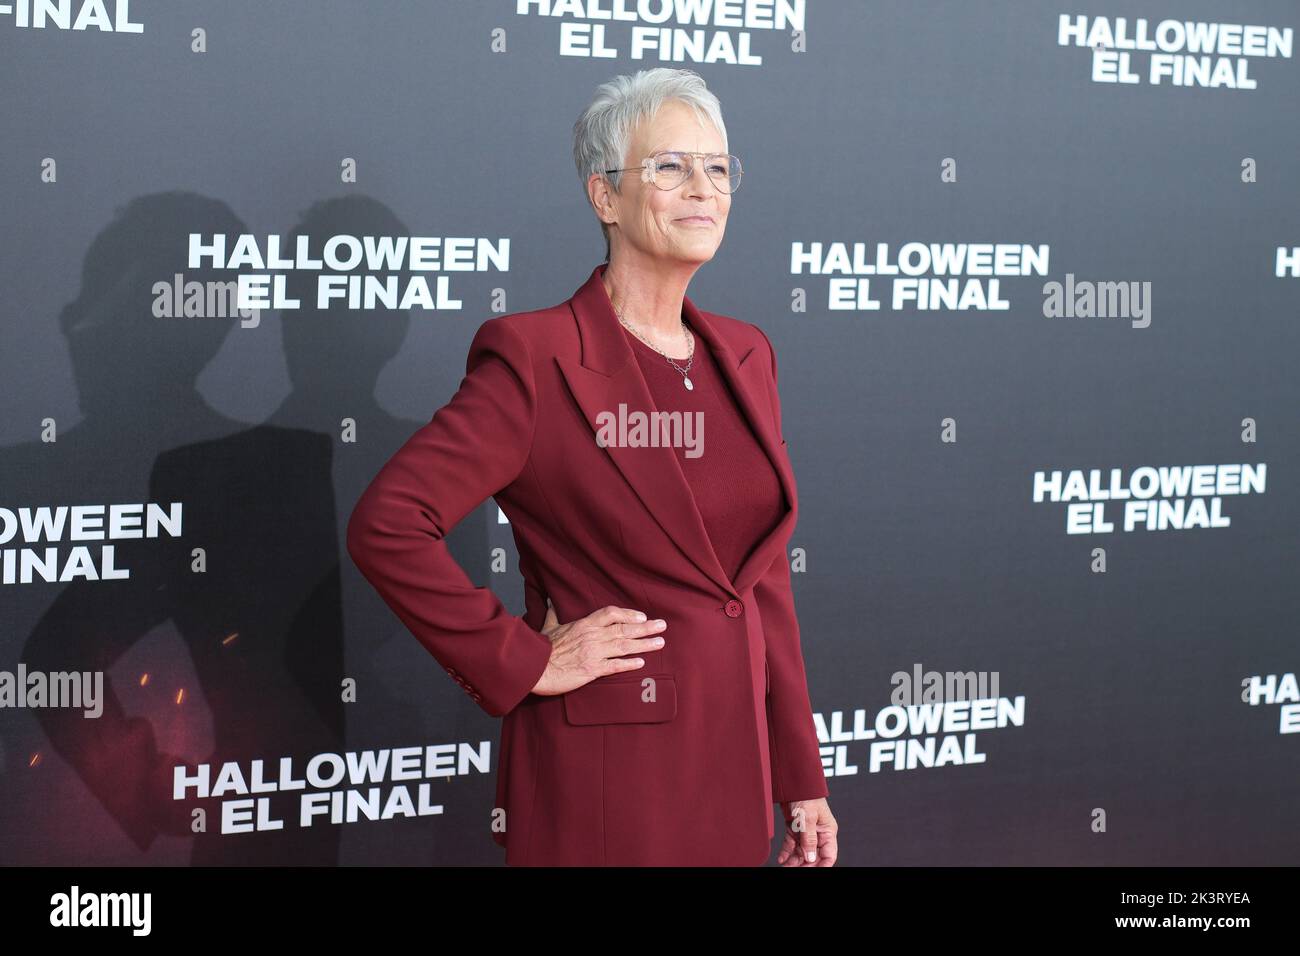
[602,257,697,352]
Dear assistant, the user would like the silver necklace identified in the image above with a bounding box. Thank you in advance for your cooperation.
[615,304,697,390]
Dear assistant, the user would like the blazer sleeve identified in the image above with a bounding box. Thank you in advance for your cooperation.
[752,325,830,804]
[346,316,554,718]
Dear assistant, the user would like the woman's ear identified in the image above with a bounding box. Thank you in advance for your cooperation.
[589,174,618,227]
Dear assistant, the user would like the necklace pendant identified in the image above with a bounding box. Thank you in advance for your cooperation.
[683,376,694,390]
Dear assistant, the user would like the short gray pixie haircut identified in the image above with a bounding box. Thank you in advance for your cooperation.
[573,67,729,261]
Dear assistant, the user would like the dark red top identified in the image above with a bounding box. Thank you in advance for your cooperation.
[623,321,785,584]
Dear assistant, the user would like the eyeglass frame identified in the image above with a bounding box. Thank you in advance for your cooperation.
[604,150,743,194]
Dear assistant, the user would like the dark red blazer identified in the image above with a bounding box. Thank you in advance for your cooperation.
[347,262,828,865]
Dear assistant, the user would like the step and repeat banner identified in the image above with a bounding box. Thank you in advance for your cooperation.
[2,1,1297,866]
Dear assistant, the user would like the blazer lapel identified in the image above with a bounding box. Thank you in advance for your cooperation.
[556,263,796,600]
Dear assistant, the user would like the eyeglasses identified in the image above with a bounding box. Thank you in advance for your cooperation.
[605,150,743,194]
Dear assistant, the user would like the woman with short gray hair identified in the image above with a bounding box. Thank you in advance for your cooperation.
[349,67,836,866]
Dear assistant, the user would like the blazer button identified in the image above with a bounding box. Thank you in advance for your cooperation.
[725,599,744,618]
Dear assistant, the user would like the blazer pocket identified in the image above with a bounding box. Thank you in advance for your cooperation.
[562,674,677,726]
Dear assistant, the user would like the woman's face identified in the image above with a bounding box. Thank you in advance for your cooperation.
[602,100,730,266]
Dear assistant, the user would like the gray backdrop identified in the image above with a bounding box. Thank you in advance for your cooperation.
[1,0,1297,865]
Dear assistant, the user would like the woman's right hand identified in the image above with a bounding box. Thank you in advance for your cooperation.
[529,603,667,696]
